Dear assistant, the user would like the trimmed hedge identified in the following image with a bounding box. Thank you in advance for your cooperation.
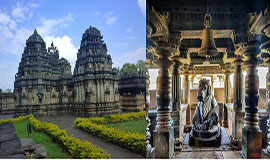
[0,115,31,125]
[74,111,146,157]
[0,115,110,159]
[75,111,146,125]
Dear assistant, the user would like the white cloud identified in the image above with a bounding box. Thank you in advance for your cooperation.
[0,13,11,25]
[111,47,145,68]
[104,11,118,24]
[113,42,129,49]
[37,14,73,35]
[28,3,39,8]
[43,35,78,70]
[106,16,117,24]
[11,2,39,22]
[95,11,100,16]
[126,28,132,33]
[12,4,27,21]
[137,0,146,14]
[0,25,32,54]
[0,60,19,91]
[124,36,134,40]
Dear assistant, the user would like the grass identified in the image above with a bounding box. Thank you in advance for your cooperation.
[105,119,145,134]
[13,120,70,159]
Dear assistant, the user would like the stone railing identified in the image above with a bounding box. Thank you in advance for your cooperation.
[224,103,269,149]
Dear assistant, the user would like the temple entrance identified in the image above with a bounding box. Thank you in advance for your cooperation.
[146,0,270,159]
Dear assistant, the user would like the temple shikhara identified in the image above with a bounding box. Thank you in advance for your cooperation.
[146,0,270,159]
[14,26,120,117]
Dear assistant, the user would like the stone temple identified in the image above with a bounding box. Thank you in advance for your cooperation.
[14,26,120,117]
[146,0,270,159]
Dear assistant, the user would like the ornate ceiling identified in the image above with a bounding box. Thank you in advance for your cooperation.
[146,0,269,74]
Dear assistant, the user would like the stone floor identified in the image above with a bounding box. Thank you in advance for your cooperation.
[0,123,26,158]
[38,115,143,159]
[0,114,14,120]
[175,127,241,159]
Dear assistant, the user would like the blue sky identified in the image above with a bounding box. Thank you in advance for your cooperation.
[0,0,146,90]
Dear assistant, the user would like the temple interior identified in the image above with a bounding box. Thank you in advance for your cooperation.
[146,0,270,159]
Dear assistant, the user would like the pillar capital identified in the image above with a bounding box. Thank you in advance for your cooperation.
[260,37,270,67]
[250,5,270,38]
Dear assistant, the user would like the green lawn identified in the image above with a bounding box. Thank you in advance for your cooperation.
[13,120,70,159]
[105,119,145,134]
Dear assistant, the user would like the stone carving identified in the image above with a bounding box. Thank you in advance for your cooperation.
[189,78,221,146]
[14,27,120,117]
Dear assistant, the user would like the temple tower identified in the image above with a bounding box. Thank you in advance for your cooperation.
[73,26,120,116]
[14,29,73,116]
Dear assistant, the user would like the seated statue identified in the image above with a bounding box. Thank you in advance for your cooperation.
[189,78,221,146]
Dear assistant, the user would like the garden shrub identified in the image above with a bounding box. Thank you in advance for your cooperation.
[74,111,146,157]
[0,115,110,159]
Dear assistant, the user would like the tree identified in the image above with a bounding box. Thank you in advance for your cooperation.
[136,60,146,73]
[4,89,12,93]
[112,67,121,75]
[120,63,137,75]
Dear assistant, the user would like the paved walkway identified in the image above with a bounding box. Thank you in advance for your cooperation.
[0,123,26,158]
[175,127,241,159]
[37,115,143,159]
[0,114,14,120]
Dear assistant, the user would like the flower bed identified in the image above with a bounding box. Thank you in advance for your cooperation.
[0,115,110,159]
[74,111,146,157]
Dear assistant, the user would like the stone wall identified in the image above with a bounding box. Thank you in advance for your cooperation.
[119,72,146,112]
[0,93,15,114]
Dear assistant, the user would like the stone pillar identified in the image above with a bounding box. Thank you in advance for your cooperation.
[224,72,231,103]
[222,71,230,127]
[231,56,244,149]
[211,75,216,95]
[183,72,191,124]
[170,56,182,142]
[217,75,223,87]
[191,74,195,89]
[171,59,181,111]
[260,37,270,158]
[153,45,174,158]
[236,37,262,159]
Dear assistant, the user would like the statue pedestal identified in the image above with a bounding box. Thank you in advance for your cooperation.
[189,125,221,147]
[242,127,262,158]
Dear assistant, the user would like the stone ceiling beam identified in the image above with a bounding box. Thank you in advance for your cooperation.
[171,29,234,39]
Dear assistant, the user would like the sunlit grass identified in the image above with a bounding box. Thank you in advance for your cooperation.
[105,119,145,134]
[14,120,70,159]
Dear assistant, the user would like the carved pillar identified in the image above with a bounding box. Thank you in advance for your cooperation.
[171,59,181,111]
[170,55,182,142]
[224,72,231,103]
[231,56,245,149]
[235,35,262,159]
[191,74,195,89]
[260,37,270,157]
[222,71,230,127]
[183,70,191,124]
[153,44,175,158]
[211,75,217,95]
